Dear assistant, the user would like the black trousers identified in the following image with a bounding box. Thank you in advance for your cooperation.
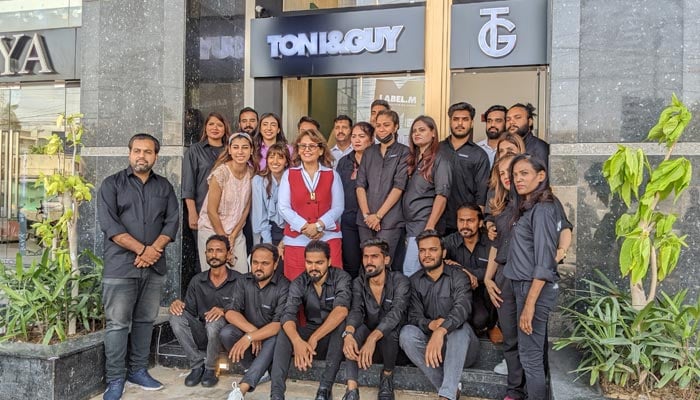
[341,222,362,279]
[496,267,527,400]
[471,284,499,332]
[219,324,276,391]
[344,324,400,381]
[270,323,345,397]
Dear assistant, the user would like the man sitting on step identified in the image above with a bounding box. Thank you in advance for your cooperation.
[169,235,240,388]
[220,243,290,400]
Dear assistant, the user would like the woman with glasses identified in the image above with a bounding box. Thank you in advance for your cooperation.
[197,132,257,273]
[278,128,344,280]
[337,122,375,279]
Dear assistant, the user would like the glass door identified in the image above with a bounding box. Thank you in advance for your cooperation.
[0,83,80,264]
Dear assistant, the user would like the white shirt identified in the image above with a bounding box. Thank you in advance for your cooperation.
[477,139,497,168]
[330,144,353,168]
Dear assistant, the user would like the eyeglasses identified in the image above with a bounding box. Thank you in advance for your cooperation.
[298,143,320,150]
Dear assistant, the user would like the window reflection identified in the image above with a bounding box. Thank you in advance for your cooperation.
[283,0,421,12]
[0,0,82,32]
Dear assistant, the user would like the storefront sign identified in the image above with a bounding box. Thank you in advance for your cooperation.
[251,6,424,77]
[0,28,78,82]
[451,0,548,69]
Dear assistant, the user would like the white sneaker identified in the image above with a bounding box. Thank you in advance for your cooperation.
[493,359,508,375]
[227,382,244,400]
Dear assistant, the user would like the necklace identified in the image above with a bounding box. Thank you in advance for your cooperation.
[301,166,320,201]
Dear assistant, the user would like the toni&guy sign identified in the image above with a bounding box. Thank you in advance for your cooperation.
[251,6,424,78]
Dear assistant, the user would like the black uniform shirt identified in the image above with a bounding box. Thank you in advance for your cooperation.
[438,137,491,231]
[337,151,360,226]
[346,270,410,336]
[443,232,491,281]
[280,268,352,326]
[182,141,224,212]
[184,268,240,320]
[403,154,452,236]
[226,272,290,328]
[504,202,561,282]
[522,132,550,170]
[407,264,472,335]
[355,142,410,230]
[98,167,179,277]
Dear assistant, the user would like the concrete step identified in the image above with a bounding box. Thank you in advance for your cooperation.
[152,321,508,399]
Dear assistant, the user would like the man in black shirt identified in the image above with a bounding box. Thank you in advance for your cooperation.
[399,230,480,400]
[439,102,491,235]
[269,240,352,400]
[220,243,290,400]
[169,235,239,388]
[98,133,179,400]
[341,239,411,400]
[443,205,500,342]
[506,103,549,169]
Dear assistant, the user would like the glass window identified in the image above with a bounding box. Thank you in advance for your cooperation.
[0,0,82,32]
[284,0,422,12]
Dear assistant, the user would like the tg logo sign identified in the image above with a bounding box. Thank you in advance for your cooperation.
[478,7,516,58]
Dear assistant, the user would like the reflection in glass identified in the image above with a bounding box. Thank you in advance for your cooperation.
[0,0,82,32]
[284,0,421,12]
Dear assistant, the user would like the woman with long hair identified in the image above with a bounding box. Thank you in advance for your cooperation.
[251,143,291,246]
[495,132,526,162]
[197,132,257,273]
[356,109,409,273]
[337,122,374,279]
[182,112,230,268]
[254,112,293,170]
[401,115,452,277]
[278,128,344,280]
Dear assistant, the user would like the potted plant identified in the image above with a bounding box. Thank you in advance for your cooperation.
[0,113,106,400]
[555,95,700,399]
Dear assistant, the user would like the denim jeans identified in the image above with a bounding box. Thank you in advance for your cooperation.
[219,324,277,391]
[344,324,400,382]
[169,310,226,370]
[399,323,479,400]
[402,237,421,277]
[511,279,559,400]
[102,269,165,382]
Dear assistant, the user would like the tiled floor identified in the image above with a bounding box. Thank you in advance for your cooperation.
[91,366,486,399]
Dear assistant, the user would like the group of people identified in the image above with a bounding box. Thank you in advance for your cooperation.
[97,98,572,400]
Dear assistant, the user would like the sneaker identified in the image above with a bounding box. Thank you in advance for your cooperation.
[103,378,125,400]
[184,365,205,387]
[227,382,245,400]
[378,371,394,400]
[494,359,508,375]
[126,368,164,391]
[258,370,271,384]
[201,368,219,387]
[488,326,504,344]
[341,388,360,400]
[456,382,462,399]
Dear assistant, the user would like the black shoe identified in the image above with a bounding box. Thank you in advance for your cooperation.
[378,372,394,400]
[342,388,360,400]
[315,385,332,400]
[200,368,219,387]
[184,366,204,387]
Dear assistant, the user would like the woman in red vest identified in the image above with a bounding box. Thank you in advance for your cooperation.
[278,128,345,280]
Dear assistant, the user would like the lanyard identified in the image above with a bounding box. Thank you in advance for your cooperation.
[301,167,320,200]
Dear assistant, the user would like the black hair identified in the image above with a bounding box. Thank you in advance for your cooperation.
[415,229,445,251]
[509,103,537,119]
[371,99,390,110]
[376,109,399,127]
[448,102,476,119]
[239,107,258,120]
[206,234,231,251]
[128,133,160,154]
[509,153,554,224]
[456,203,484,221]
[251,243,280,263]
[361,238,390,257]
[305,239,331,260]
[352,121,375,139]
[297,115,321,130]
[334,114,353,127]
[484,105,507,120]
[256,112,288,149]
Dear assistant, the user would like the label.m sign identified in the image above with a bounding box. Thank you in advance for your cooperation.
[251,6,424,78]
[0,28,79,82]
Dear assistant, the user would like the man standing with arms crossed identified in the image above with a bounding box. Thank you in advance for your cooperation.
[98,133,179,400]
[341,239,410,400]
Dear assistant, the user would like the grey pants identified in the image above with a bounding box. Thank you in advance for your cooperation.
[512,279,559,400]
[169,310,226,370]
[399,323,480,400]
[102,270,165,382]
[219,324,276,391]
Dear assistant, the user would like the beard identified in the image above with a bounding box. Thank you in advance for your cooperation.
[254,269,271,282]
[131,160,153,173]
[459,228,478,239]
[420,255,443,271]
[207,257,227,268]
[450,127,473,139]
[486,127,504,140]
[511,123,529,137]
[363,263,384,278]
[307,268,327,283]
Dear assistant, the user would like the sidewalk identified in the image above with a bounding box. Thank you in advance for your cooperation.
[91,366,487,399]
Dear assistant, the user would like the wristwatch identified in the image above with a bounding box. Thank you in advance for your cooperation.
[342,330,354,338]
[315,222,323,232]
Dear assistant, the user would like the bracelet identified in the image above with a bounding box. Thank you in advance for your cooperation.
[245,334,253,343]
[138,245,147,256]
[375,212,383,220]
